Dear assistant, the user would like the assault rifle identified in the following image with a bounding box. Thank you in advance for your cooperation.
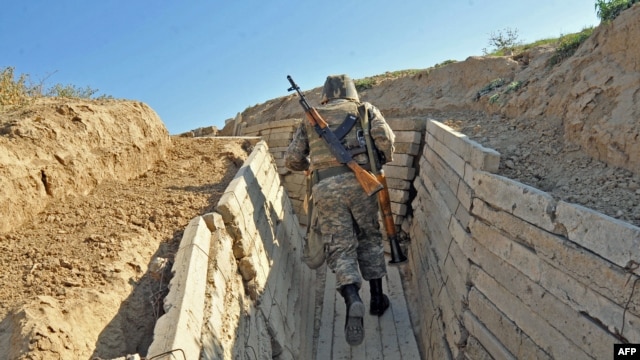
[287,75,383,196]
[358,104,408,265]
[374,172,408,265]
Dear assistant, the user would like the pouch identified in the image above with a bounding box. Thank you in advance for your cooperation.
[302,197,326,269]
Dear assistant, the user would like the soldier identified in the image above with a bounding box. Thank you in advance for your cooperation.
[285,74,395,346]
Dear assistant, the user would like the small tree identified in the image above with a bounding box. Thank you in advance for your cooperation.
[483,27,522,55]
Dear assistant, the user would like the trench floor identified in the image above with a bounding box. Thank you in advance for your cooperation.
[315,255,422,359]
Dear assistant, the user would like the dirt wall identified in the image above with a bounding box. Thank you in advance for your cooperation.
[0,98,171,233]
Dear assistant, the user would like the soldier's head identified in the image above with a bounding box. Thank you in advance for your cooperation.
[320,74,359,104]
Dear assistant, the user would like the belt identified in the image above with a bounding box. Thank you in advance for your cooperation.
[315,163,371,182]
[316,166,352,181]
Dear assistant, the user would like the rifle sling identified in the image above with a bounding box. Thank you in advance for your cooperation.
[312,113,356,141]
[358,104,380,176]
[333,114,358,140]
[315,166,352,181]
[311,111,365,164]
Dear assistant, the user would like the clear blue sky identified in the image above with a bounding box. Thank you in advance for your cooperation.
[2,1,599,134]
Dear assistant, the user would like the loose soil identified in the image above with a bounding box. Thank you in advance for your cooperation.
[0,134,251,359]
[438,110,640,227]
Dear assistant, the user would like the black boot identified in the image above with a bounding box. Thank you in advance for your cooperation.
[369,278,390,316]
[340,284,365,346]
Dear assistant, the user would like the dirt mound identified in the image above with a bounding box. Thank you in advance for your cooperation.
[0,97,252,358]
[0,98,171,234]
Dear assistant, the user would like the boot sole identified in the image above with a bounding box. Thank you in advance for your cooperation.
[345,301,365,346]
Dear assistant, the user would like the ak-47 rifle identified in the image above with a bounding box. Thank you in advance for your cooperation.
[373,171,408,265]
[359,104,408,265]
[287,75,383,196]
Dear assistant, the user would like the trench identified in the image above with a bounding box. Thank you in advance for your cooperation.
[146,118,640,360]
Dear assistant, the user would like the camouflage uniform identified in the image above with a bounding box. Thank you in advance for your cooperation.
[286,74,395,346]
[285,98,395,290]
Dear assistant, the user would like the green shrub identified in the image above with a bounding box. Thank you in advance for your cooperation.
[476,78,506,98]
[46,83,100,99]
[504,80,523,93]
[595,0,638,21]
[475,78,528,104]
[355,70,421,91]
[434,60,457,68]
[354,78,376,91]
[488,93,501,104]
[547,27,594,67]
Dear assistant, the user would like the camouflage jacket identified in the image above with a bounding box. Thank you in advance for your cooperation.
[285,100,395,172]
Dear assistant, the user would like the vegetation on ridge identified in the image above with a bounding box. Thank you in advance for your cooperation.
[595,0,639,21]
[0,66,111,108]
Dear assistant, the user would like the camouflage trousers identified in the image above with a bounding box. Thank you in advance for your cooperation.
[312,171,387,290]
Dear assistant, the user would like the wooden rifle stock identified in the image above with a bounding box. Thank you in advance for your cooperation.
[376,172,408,265]
[375,174,396,237]
[345,161,384,196]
